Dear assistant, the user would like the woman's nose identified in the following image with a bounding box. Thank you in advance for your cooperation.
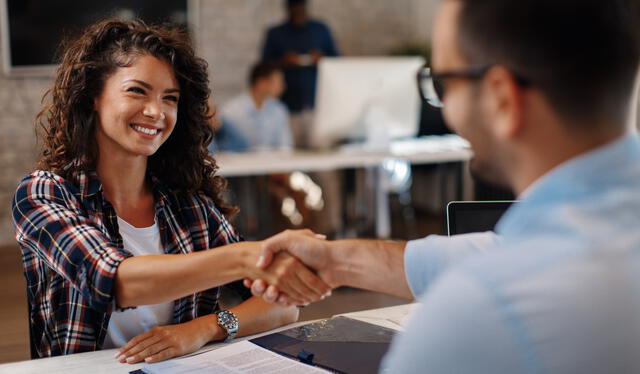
[143,99,165,121]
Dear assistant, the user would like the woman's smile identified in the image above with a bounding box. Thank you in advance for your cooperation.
[93,54,179,158]
[130,123,162,138]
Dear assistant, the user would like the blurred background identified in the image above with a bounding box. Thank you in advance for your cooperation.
[1,0,638,364]
[0,0,442,246]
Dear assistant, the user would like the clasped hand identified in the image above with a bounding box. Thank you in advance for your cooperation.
[245,229,337,306]
[116,233,331,364]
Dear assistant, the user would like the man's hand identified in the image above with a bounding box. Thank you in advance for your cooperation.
[309,49,324,65]
[282,52,300,67]
[257,230,332,273]
[116,317,218,364]
[251,251,332,305]
[247,229,337,305]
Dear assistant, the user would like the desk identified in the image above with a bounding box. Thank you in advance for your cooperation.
[215,136,471,177]
[0,304,417,374]
[215,135,472,238]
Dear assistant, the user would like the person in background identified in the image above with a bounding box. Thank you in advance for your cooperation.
[208,109,248,153]
[12,19,329,363]
[213,63,320,236]
[248,0,640,372]
[216,62,292,152]
[261,0,343,237]
[261,0,338,147]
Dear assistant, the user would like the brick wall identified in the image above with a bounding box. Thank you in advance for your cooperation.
[199,0,437,105]
[0,0,438,245]
[0,48,50,245]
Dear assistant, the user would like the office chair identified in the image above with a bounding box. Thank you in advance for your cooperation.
[27,291,38,359]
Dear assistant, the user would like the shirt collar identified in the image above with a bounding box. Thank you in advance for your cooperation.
[523,132,639,199]
[75,169,102,198]
[75,168,172,207]
[148,172,171,207]
[285,21,310,31]
[496,132,640,234]
[242,92,274,113]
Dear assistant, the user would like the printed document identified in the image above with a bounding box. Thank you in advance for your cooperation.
[142,340,330,374]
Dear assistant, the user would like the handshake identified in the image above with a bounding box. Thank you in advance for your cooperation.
[243,229,412,306]
[243,229,335,306]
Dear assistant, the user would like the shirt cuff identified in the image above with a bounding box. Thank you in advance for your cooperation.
[89,245,134,313]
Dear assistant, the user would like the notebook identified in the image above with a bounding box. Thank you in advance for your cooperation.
[250,316,397,374]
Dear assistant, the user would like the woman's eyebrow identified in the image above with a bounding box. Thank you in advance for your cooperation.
[124,79,152,89]
[124,79,180,93]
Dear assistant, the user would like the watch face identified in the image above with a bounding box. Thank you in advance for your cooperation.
[219,311,238,326]
[218,310,238,339]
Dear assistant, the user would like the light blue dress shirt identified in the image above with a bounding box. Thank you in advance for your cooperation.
[383,133,640,373]
[218,93,292,152]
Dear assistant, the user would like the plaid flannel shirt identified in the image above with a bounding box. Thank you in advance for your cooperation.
[12,169,246,357]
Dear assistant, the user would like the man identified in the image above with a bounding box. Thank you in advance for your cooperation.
[213,62,303,235]
[261,0,343,236]
[248,0,640,372]
[261,0,339,147]
[215,62,292,152]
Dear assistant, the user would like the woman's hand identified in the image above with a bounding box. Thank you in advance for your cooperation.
[116,316,220,364]
[244,229,335,306]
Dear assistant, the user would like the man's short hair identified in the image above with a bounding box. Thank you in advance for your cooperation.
[249,62,282,86]
[285,0,306,8]
[456,0,640,125]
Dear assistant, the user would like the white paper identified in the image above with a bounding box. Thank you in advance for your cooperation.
[336,303,420,331]
[142,340,330,374]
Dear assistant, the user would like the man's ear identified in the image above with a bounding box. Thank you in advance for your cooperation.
[483,65,524,140]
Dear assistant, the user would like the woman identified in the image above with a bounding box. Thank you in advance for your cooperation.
[12,19,329,363]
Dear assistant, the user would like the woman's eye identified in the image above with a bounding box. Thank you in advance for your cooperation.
[127,87,145,94]
[164,95,179,103]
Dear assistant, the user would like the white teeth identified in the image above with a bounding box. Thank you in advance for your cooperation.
[131,124,159,135]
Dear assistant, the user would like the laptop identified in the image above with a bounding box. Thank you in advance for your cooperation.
[446,201,516,236]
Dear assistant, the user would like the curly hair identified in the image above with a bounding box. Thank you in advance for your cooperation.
[36,18,237,218]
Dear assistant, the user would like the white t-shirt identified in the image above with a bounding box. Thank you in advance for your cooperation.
[102,217,174,349]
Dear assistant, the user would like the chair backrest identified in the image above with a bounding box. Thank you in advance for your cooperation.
[26,289,38,359]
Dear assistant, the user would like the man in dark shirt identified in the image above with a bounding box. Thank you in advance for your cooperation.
[261,0,342,235]
[261,0,339,116]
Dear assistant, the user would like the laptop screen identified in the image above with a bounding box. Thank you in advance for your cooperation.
[446,201,515,236]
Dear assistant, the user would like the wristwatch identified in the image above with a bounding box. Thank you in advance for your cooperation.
[217,310,239,341]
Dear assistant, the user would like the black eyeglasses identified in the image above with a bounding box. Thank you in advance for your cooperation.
[417,64,529,108]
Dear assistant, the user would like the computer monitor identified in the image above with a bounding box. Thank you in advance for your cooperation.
[1,0,194,77]
[311,56,425,149]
